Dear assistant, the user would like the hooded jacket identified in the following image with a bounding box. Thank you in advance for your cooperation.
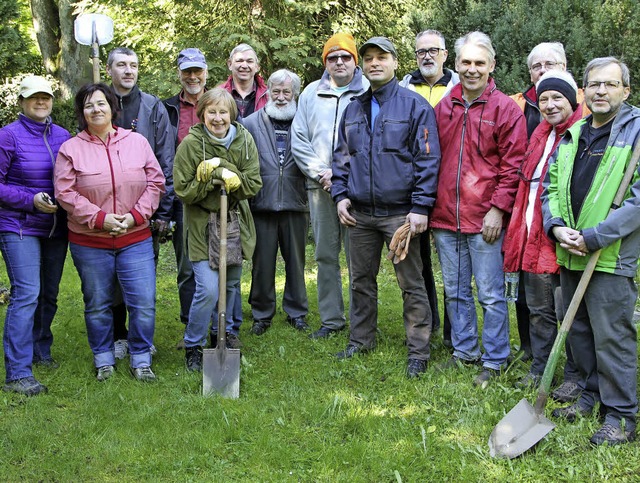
[242,109,308,213]
[0,114,70,238]
[399,68,459,106]
[430,79,527,233]
[291,68,369,189]
[54,128,165,249]
[503,106,583,274]
[542,103,640,277]
[173,122,262,262]
[331,78,441,216]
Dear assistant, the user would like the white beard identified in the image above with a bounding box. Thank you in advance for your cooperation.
[265,99,297,120]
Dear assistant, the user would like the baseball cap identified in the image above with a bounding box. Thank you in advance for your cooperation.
[19,76,54,99]
[358,37,398,58]
[177,48,207,70]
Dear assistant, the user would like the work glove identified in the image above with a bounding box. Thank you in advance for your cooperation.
[386,222,412,264]
[196,157,221,182]
[220,168,241,192]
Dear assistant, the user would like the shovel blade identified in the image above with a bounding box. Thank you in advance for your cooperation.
[488,398,556,459]
[202,347,240,399]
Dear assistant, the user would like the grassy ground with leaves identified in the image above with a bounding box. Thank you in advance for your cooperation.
[1,242,639,481]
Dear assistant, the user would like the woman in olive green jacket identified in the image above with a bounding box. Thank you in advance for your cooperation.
[173,88,261,371]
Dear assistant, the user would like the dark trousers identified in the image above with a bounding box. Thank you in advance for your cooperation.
[249,211,309,321]
[348,211,431,360]
[561,268,638,427]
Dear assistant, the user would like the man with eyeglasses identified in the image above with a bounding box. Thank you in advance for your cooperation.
[541,57,639,446]
[220,43,268,118]
[400,30,459,107]
[291,33,369,339]
[511,42,588,139]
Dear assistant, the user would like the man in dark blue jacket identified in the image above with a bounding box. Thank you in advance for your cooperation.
[332,37,441,378]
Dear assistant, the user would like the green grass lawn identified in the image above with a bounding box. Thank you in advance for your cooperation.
[0,242,639,481]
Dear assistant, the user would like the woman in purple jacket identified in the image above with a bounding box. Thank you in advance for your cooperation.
[0,76,70,396]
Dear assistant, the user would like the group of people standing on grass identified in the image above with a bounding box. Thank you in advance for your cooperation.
[1,28,638,447]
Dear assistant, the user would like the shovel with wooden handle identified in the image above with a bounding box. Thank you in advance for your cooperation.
[203,180,240,398]
[489,139,640,458]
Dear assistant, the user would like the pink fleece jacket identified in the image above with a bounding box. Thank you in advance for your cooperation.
[54,127,165,249]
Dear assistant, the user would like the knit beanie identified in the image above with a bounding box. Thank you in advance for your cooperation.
[322,33,358,65]
[536,72,578,110]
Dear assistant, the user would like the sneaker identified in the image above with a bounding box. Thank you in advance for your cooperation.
[336,343,369,360]
[287,316,310,332]
[515,372,541,389]
[250,319,271,336]
[407,358,428,378]
[185,346,203,372]
[474,368,499,388]
[114,339,128,360]
[33,357,59,369]
[551,402,594,422]
[551,381,582,403]
[131,366,156,382]
[96,365,115,382]
[3,376,48,396]
[226,333,242,349]
[590,422,636,446]
[309,326,345,340]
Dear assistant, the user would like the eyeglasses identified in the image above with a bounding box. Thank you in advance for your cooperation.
[585,80,623,91]
[415,48,443,59]
[326,53,353,64]
[530,61,561,72]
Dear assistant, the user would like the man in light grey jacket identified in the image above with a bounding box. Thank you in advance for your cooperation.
[291,33,369,339]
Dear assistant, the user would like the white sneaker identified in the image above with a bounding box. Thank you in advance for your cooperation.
[114,339,128,360]
[131,366,156,382]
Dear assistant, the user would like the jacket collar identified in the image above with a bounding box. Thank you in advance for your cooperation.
[18,113,51,136]
[358,77,399,105]
[407,68,454,87]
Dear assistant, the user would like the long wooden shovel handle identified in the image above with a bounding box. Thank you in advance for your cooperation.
[211,179,228,349]
[534,138,640,413]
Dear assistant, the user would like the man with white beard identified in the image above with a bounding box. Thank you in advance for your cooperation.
[242,69,310,335]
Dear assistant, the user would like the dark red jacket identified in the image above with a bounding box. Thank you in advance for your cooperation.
[503,106,583,273]
[430,79,527,233]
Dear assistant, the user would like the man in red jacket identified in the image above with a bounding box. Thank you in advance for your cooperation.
[219,43,268,118]
[430,31,527,387]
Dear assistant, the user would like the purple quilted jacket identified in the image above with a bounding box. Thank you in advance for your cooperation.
[0,113,71,237]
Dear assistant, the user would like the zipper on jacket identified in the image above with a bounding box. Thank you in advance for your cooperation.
[278,164,284,211]
[455,106,469,231]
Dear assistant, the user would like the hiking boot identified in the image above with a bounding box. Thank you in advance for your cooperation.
[474,368,499,388]
[185,346,203,372]
[33,357,59,369]
[590,422,636,446]
[551,381,582,403]
[96,365,115,382]
[551,402,594,422]
[226,333,242,349]
[438,355,480,371]
[287,316,310,332]
[131,366,156,382]
[114,339,128,360]
[3,376,48,396]
[515,372,541,389]
[336,343,369,360]
[250,319,271,336]
[309,326,344,339]
[407,358,428,378]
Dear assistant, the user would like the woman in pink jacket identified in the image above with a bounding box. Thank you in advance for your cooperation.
[54,83,165,383]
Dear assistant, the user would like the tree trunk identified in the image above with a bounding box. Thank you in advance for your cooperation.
[29,0,60,74]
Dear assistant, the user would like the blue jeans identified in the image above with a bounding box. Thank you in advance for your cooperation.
[70,239,156,369]
[433,230,510,369]
[187,261,242,347]
[0,233,67,382]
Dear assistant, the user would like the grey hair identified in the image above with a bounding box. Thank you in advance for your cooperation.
[268,69,301,97]
[416,30,446,49]
[107,47,138,67]
[228,43,259,64]
[535,69,578,93]
[527,42,566,69]
[454,31,495,63]
[583,56,630,87]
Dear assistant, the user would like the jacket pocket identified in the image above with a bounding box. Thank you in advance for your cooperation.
[381,119,409,154]
[344,120,366,155]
